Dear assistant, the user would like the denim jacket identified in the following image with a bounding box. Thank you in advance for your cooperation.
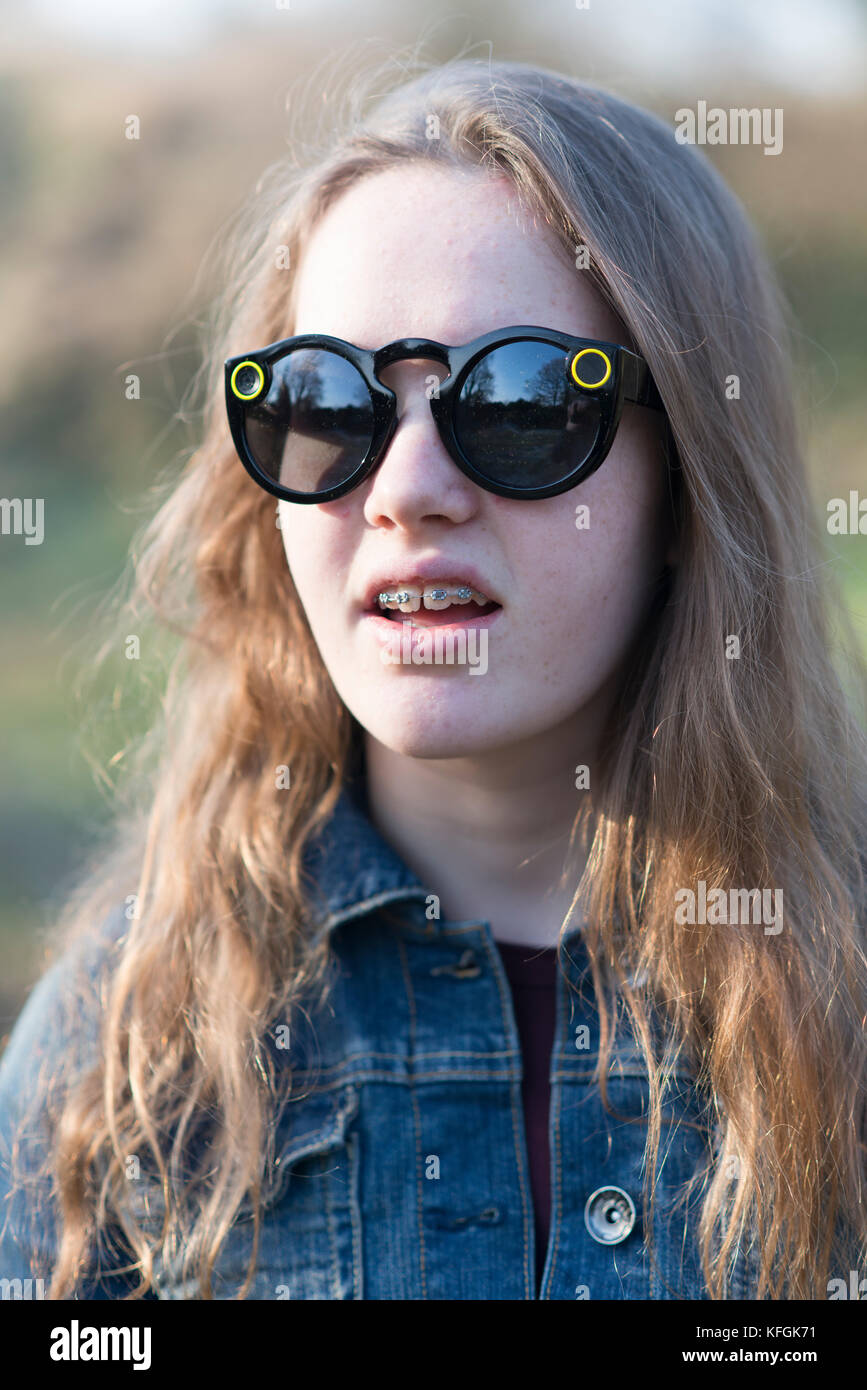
[0,786,757,1300]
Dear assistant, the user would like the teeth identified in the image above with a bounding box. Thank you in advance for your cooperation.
[376,582,488,612]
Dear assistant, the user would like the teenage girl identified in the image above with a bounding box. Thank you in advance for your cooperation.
[1,57,865,1301]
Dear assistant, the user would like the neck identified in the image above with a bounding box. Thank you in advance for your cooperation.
[363,713,602,948]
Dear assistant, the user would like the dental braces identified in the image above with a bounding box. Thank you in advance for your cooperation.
[377,584,486,611]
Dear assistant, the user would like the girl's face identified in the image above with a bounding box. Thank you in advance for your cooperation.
[278,164,672,759]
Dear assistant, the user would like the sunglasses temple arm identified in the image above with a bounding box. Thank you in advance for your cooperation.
[621,350,664,411]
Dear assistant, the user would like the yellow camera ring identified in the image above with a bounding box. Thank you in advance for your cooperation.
[230,360,266,400]
[570,347,612,390]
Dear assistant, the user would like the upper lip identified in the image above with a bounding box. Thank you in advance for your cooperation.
[360,559,502,611]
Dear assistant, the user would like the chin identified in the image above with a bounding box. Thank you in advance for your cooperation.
[368,726,503,759]
[349,687,510,760]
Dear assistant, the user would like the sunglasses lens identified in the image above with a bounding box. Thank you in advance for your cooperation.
[243,348,375,494]
[453,341,603,489]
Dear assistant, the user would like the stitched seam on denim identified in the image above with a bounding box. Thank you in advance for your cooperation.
[276,1114,343,1154]
[322,1142,340,1300]
[316,888,432,938]
[477,932,533,1300]
[544,972,566,1294]
[322,1085,361,1300]
[241,1098,351,1213]
[408,1049,520,1059]
[396,936,427,1299]
[649,1199,659,1298]
[507,1076,532,1300]
[552,1068,696,1082]
[291,1050,520,1064]
[285,1053,686,1076]
[346,1129,363,1300]
[396,922,486,940]
[291,1069,523,1090]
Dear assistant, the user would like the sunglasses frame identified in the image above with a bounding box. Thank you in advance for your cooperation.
[224,324,664,504]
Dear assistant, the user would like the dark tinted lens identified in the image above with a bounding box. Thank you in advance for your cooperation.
[243,348,375,494]
[453,341,603,488]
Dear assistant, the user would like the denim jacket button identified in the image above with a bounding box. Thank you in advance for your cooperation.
[584,1186,637,1245]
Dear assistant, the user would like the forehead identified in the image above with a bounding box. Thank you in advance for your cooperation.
[289,163,622,349]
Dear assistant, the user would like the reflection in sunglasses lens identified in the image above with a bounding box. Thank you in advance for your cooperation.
[453,340,602,488]
[244,349,375,494]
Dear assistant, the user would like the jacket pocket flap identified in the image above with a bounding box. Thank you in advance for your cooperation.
[124,1084,358,1227]
[272,1084,358,1173]
[252,1082,359,1214]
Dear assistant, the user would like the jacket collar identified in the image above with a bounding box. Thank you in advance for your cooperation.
[302,782,587,948]
[302,784,432,939]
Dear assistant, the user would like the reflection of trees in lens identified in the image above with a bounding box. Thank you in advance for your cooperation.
[455,342,601,486]
[529,356,568,410]
[246,349,374,493]
[461,344,567,431]
[461,355,495,411]
[286,351,325,416]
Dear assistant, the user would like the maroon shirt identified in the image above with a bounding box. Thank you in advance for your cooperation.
[494,939,559,1293]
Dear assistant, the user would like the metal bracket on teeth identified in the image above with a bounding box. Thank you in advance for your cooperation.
[378,585,477,604]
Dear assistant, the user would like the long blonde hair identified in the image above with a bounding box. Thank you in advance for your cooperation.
[10,53,867,1300]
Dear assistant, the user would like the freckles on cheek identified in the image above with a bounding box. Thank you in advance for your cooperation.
[520,499,655,665]
[280,504,352,594]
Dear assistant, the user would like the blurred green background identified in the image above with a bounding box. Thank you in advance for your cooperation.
[1,1,865,1037]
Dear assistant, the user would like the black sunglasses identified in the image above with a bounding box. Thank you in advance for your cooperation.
[224,325,664,504]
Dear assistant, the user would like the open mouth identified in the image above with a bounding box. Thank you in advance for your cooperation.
[374,598,500,626]
[368,581,502,627]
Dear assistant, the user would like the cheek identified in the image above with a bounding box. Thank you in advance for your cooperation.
[277,505,346,634]
[574,420,668,595]
[513,452,667,670]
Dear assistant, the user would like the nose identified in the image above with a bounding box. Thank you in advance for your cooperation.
[362,354,481,531]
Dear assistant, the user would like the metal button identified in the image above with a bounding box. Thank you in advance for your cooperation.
[584,1185,637,1245]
